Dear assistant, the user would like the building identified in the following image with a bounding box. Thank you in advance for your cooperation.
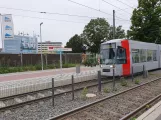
[38,41,62,53]
[3,35,38,54]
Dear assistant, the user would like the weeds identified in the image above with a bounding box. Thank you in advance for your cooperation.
[103,88,109,93]
[120,78,128,87]
[81,87,88,99]
[146,104,151,110]
[130,118,136,120]
[135,79,140,85]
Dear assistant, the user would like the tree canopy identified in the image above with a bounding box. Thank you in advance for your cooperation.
[65,18,126,53]
[65,34,83,53]
[82,18,110,53]
[127,0,161,43]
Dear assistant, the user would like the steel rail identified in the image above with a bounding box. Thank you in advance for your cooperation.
[0,79,99,101]
[120,92,161,120]
[0,78,115,112]
[49,77,161,120]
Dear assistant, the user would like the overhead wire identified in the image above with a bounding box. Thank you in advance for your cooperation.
[10,14,88,24]
[102,0,132,15]
[0,5,130,22]
[0,6,98,19]
[68,0,130,21]
[115,0,135,9]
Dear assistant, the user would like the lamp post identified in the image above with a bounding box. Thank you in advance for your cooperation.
[40,22,43,70]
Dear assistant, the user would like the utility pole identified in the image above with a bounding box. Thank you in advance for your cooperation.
[112,10,116,91]
[113,10,115,39]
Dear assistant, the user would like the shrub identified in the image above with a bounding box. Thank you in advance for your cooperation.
[47,64,55,69]
[35,64,42,70]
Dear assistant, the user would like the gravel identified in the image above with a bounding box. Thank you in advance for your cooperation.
[0,70,161,120]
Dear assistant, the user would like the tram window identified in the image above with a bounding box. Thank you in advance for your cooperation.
[153,50,157,61]
[140,49,146,62]
[147,50,153,62]
[132,49,140,63]
[116,46,126,64]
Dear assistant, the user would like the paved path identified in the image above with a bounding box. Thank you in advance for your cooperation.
[0,67,97,82]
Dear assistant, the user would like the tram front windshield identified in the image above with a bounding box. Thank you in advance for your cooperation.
[100,49,116,65]
[100,43,126,65]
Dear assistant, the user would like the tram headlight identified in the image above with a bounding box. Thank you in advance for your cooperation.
[110,65,113,68]
[100,65,102,68]
[110,65,115,68]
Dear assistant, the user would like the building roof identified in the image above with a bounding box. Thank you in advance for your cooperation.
[38,41,62,44]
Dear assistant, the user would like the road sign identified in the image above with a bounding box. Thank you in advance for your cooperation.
[48,46,72,52]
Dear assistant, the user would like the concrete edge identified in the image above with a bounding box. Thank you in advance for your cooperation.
[137,100,161,120]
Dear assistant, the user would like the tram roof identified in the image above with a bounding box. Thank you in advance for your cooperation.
[102,39,157,45]
[102,39,125,44]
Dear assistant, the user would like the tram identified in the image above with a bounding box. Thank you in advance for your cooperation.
[100,39,161,76]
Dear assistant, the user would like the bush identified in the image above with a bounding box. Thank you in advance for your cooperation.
[0,63,77,74]
[35,64,42,70]
[63,63,76,68]
[47,64,55,69]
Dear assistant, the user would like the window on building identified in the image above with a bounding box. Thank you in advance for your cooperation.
[153,50,157,61]
[132,49,140,63]
[140,49,146,62]
[147,50,153,62]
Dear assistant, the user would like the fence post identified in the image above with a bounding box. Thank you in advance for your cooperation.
[52,78,55,106]
[98,71,101,92]
[143,65,145,78]
[131,66,134,82]
[113,66,115,91]
[72,75,74,100]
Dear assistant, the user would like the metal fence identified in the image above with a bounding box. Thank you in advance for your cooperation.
[0,53,82,67]
[0,67,100,98]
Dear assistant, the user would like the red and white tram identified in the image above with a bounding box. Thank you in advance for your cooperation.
[100,39,161,76]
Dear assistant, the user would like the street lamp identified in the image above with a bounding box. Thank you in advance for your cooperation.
[40,22,44,70]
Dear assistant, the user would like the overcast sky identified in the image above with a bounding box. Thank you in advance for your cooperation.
[0,0,138,47]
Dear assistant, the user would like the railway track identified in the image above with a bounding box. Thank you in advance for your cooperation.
[0,77,114,112]
[50,77,161,120]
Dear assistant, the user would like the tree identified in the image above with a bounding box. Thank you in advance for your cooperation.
[108,25,126,40]
[82,18,110,53]
[127,0,161,43]
[65,34,84,53]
